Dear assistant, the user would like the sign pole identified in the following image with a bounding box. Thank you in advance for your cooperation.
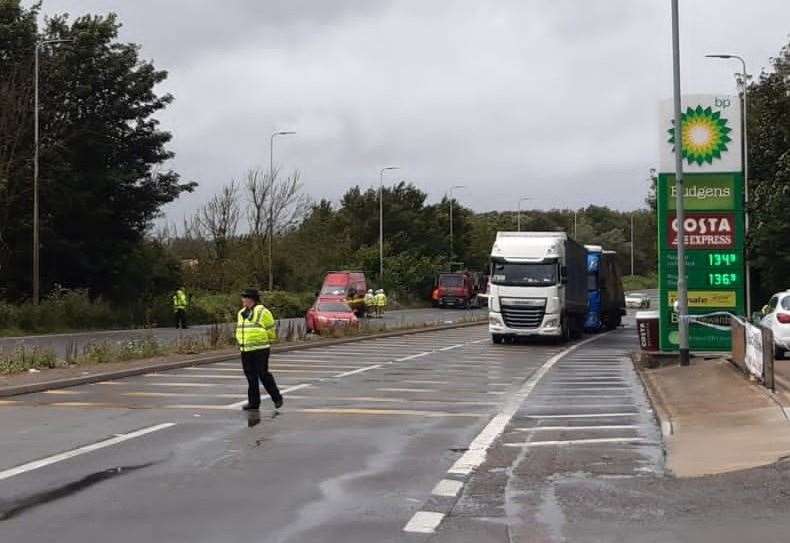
[671,0,691,366]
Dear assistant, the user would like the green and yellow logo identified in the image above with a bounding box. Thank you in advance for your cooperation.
[668,106,732,166]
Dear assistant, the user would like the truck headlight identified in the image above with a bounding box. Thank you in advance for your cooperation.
[544,317,559,328]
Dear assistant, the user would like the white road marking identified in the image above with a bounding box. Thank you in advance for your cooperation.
[439,344,463,351]
[395,352,432,362]
[524,412,638,419]
[446,333,610,478]
[377,387,437,393]
[224,383,312,408]
[504,437,648,447]
[432,478,464,497]
[515,425,639,431]
[403,511,446,534]
[333,364,382,378]
[42,390,84,395]
[0,423,176,482]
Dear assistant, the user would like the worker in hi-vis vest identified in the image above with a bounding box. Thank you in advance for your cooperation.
[235,288,283,411]
[172,287,189,329]
[375,289,387,318]
[364,289,376,317]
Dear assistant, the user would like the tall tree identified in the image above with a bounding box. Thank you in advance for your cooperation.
[0,2,194,300]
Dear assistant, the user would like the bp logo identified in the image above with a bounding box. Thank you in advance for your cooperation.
[668,105,732,166]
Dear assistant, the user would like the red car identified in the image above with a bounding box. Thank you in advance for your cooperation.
[305,298,359,334]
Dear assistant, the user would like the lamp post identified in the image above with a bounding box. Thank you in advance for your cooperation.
[379,166,399,283]
[33,38,73,305]
[671,0,690,366]
[630,213,636,276]
[706,53,752,317]
[268,130,296,291]
[448,185,465,261]
[516,197,531,231]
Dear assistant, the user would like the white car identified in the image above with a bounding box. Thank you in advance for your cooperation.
[625,292,651,309]
[760,290,790,359]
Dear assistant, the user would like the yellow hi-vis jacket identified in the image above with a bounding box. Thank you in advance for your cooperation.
[364,293,376,306]
[236,304,277,352]
[172,289,188,310]
[375,292,387,307]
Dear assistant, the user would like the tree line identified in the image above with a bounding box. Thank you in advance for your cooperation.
[2,1,788,313]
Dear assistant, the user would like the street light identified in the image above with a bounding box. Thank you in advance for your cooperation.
[448,185,466,262]
[268,130,296,291]
[379,166,399,283]
[33,38,73,305]
[630,213,636,277]
[516,197,531,231]
[706,53,752,317]
[671,0,691,366]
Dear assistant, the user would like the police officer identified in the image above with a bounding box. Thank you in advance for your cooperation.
[172,287,189,329]
[236,288,283,411]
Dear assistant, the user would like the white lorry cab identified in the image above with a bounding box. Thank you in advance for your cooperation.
[487,232,587,344]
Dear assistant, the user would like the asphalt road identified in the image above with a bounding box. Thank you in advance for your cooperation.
[0,307,485,359]
[2,321,789,542]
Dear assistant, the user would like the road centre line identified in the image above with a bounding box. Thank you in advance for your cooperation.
[504,437,649,447]
[0,423,176,482]
[396,352,432,362]
[439,344,464,351]
[404,332,611,535]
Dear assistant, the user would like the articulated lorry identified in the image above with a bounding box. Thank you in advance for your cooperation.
[488,232,587,343]
[584,245,626,332]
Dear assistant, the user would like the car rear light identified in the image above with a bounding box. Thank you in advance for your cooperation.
[777,313,790,324]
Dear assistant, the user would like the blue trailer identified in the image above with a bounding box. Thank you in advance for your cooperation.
[585,245,625,332]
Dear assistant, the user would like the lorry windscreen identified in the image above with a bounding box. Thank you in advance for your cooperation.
[491,262,557,286]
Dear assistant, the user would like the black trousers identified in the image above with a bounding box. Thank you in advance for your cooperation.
[241,348,282,407]
[174,309,187,329]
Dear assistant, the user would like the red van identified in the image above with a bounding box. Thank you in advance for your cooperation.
[319,271,368,315]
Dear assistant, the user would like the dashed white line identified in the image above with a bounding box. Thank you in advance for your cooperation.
[431,478,463,497]
[403,511,446,534]
[224,384,312,409]
[333,365,383,378]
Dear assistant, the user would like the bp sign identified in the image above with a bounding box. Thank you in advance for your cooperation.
[657,94,745,352]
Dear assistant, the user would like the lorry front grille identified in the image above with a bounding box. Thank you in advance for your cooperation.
[501,303,545,329]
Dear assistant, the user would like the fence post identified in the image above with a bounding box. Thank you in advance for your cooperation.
[762,325,775,392]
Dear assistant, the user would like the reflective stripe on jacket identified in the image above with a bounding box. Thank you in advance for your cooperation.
[172,290,188,310]
[364,294,375,306]
[375,293,387,307]
[235,304,277,352]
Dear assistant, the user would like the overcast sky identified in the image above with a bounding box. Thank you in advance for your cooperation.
[34,0,790,221]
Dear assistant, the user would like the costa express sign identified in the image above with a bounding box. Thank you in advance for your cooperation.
[667,213,734,249]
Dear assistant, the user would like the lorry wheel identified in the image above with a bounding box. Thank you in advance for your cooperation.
[559,319,571,343]
[492,334,504,344]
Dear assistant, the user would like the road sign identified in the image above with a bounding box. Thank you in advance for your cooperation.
[657,94,745,352]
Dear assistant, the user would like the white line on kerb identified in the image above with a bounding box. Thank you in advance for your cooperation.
[523,412,637,419]
[432,478,463,497]
[514,425,639,431]
[0,423,176,482]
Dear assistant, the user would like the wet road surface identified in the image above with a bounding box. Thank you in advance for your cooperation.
[3,323,790,542]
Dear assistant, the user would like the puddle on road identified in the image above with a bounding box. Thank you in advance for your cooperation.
[0,462,157,521]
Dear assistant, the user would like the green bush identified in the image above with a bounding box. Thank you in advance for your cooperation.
[623,274,657,292]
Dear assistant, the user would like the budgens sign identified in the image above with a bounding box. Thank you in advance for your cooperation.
[656,94,745,352]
